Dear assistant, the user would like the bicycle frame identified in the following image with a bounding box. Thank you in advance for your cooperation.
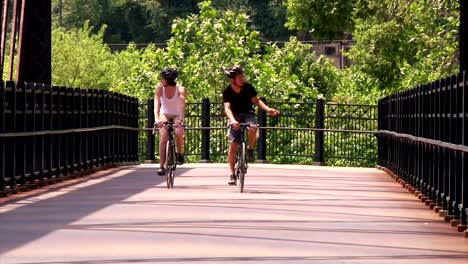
[163,121,178,189]
[233,123,251,193]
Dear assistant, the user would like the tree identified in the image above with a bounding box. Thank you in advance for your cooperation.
[257,37,338,101]
[53,0,110,29]
[163,0,263,101]
[52,23,114,89]
[284,0,355,40]
[248,0,295,41]
[333,0,460,103]
[51,0,294,44]
[109,44,164,102]
[52,0,337,104]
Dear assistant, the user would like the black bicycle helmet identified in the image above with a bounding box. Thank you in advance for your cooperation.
[160,68,179,79]
[224,66,244,79]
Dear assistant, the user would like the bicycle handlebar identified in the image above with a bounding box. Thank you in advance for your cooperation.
[228,123,256,128]
[154,120,185,127]
[152,121,184,135]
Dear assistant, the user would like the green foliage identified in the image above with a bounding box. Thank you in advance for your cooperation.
[52,0,110,29]
[401,0,459,86]
[258,38,339,102]
[52,0,294,44]
[49,0,459,167]
[212,0,294,41]
[333,0,459,104]
[52,21,165,100]
[52,23,114,89]
[158,1,337,105]
[335,20,415,102]
[104,1,155,43]
[284,0,355,39]
[109,44,164,102]
[164,0,262,101]
[52,1,338,105]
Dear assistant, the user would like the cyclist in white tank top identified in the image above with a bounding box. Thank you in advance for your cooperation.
[160,85,182,116]
[154,68,186,176]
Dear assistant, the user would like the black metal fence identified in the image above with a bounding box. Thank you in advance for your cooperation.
[141,98,378,166]
[377,70,468,231]
[0,81,139,195]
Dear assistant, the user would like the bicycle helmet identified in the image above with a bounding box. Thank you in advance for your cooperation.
[224,66,244,79]
[160,68,179,79]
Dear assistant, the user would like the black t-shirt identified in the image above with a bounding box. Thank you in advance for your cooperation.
[222,82,258,116]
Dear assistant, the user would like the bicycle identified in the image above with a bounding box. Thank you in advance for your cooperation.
[230,123,253,193]
[161,120,179,189]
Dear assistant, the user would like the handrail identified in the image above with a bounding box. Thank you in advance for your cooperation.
[0,126,378,137]
[377,130,468,153]
[142,126,377,134]
[0,125,140,137]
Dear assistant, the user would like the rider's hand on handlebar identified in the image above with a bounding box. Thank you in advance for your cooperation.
[155,120,164,128]
[230,120,240,130]
[175,119,184,127]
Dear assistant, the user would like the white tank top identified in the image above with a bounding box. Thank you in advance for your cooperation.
[160,85,181,116]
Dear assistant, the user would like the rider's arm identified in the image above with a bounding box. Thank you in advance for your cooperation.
[252,96,280,116]
[252,96,270,112]
[154,85,163,124]
[178,85,186,123]
[224,102,237,124]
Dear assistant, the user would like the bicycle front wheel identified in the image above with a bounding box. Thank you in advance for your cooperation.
[237,142,246,193]
[170,169,175,187]
[165,141,173,189]
[170,143,177,188]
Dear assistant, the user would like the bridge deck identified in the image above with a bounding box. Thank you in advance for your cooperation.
[0,164,467,264]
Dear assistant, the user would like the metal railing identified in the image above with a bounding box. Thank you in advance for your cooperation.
[377,70,468,230]
[140,98,378,167]
[0,81,139,195]
[0,83,378,194]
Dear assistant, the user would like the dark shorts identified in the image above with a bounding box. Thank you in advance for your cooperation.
[228,112,256,143]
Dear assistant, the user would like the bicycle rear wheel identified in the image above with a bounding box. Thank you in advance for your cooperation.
[170,143,177,188]
[237,142,246,193]
[165,141,173,189]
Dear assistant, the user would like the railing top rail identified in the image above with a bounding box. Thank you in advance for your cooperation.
[325,102,378,107]
[143,126,377,134]
[378,130,468,153]
[0,125,140,137]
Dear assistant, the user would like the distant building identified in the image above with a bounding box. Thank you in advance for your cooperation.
[297,31,355,69]
[312,40,355,69]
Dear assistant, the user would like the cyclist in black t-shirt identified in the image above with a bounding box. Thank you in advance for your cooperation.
[222,66,280,185]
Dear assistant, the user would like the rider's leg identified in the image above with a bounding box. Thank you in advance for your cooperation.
[228,142,238,175]
[158,128,169,175]
[247,126,257,149]
[244,113,257,162]
[227,124,240,185]
[228,142,238,185]
[175,126,185,164]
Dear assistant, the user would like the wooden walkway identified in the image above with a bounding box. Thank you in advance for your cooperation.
[0,163,467,264]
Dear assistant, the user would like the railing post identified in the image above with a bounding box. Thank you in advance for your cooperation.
[101,90,108,165]
[200,98,211,163]
[461,71,468,232]
[132,98,139,162]
[0,81,4,195]
[314,98,325,165]
[376,99,382,167]
[145,99,156,163]
[109,91,116,164]
[460,0,467,72]
[16,82,26,187]
[257,98,268,163]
